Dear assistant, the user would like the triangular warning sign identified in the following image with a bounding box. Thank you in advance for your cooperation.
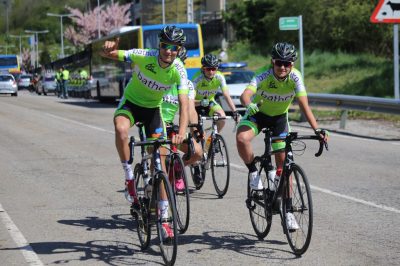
[371,0,400,23]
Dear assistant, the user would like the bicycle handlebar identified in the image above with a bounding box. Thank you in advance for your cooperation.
[263,130,329,157]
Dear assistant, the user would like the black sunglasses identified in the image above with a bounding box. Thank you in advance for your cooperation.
[274,60,292,68]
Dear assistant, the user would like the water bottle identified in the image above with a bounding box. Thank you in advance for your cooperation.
[204,136,212,153]
[268,169,277,191]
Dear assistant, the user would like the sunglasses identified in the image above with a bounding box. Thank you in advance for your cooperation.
[274,60,293,68]
[204,67,217,71]
[160,42,180,51]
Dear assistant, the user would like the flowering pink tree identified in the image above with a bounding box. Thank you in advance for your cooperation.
[65,2,131,47]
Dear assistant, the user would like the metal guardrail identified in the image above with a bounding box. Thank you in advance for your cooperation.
[303,93,400,129]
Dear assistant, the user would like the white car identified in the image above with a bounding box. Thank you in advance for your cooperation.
[0,74,18,96]
[217,67,254,114]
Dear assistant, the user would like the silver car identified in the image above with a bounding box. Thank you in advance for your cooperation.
[217,68,254,114]
[17,74,33,90]
[38,75,57,95]
[0,74,18,96]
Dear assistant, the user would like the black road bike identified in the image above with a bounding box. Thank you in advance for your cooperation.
[246,128,328,255]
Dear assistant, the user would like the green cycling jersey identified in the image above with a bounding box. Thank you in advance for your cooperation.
[192,70,228,101]
[162,79,195,123]
[247,67,307,116]
[117,49,189,108]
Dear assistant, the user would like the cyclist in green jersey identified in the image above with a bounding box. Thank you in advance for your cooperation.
[236,42,329,230]
[161,47,203,190]
[102,26,189,239]
[192,54,240,133]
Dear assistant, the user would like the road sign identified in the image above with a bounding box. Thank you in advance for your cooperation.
[371,0,400,23]
[279,17,299,30]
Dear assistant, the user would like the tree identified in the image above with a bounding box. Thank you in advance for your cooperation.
[64,2,131,47]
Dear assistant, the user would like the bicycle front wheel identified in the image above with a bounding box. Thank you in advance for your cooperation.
[154,172,178,266]
[282,164,313,255]
[133,163,151,250]
[247,157,272,239]
[167,153,190,234]
[210,134,230,198]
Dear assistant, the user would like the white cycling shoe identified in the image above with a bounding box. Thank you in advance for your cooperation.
[286,212,300,231]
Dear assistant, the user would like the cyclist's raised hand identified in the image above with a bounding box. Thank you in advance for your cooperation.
[102,37,120,55]
[246,102,259,116]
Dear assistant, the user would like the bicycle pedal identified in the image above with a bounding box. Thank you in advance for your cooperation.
[245,198,255,210]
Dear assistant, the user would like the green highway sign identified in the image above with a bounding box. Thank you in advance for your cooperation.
[279,17,299,31]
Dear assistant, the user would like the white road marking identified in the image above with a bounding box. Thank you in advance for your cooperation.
[0,203,44,266]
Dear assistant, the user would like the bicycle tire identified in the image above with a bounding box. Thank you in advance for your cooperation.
[167,153,190,234]
[154,172,178,266]
[133,163,151,250]
[247,156,272,239]
[282,163,313,255]
[210,134,230,198]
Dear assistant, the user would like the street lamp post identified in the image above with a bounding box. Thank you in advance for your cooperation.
[9,34,31,63]
[97,0,101,39]
[47,13,73,58]
[25,30,49,69]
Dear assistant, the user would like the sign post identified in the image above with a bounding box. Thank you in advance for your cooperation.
[371,0,400,100]
[279,16,304,78]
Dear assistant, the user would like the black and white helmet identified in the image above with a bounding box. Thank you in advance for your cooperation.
[177,46,188,63]
[201,54,219,68]
[271,42,297,62]
[159,25,186,45]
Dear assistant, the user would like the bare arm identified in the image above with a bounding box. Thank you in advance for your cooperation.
[240,87,255,107]
[221,89,237,113]
[297,95,318,130]
[175,94,189,144]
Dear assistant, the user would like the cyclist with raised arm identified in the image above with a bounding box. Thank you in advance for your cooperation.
[101,25,189,240]
[236,42,329,231]
[161,46,203,190]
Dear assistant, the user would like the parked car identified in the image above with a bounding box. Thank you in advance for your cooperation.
[37,75,57,95]
[17,74,33,90]
[217,62,254,114]
[0,74,18,96]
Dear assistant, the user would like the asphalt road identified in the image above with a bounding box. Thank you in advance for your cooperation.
[0,91,399,266]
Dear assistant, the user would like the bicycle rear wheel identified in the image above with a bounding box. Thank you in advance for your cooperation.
[167,153,190,234]
[282,164,313,255]
[133,163,151,250]
[210,134,230,198]
[247,157,272,239]
[154,172,178,266]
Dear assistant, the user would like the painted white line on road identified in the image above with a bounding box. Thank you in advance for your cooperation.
[310,185,400,214]
[46,113,114,134]
[0,203,44,266]
[231,163,400,214]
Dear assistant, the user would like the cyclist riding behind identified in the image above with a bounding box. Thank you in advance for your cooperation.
[101,25,189,240]
[191,53,240,185]
[192,53,240,130]
[236,42,329,231]
[161,46,203,190]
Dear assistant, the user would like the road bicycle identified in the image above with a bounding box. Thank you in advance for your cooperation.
[245,128,328,255]
[188,112,233,198]
[128,122,191,266]
[164,124,192,234]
